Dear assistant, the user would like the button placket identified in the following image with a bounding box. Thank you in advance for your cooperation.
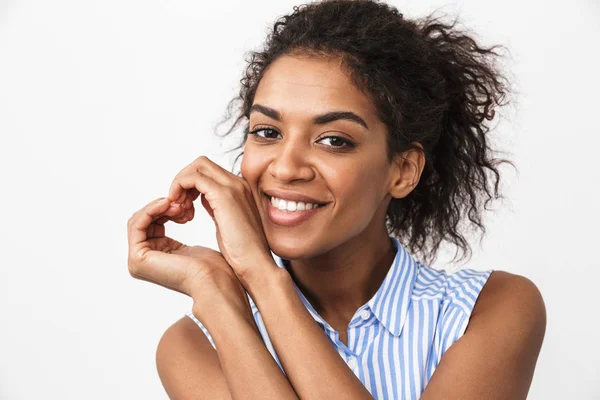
[347,355,358,371]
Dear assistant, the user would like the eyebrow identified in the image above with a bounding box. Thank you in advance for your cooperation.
[249,103,369,130]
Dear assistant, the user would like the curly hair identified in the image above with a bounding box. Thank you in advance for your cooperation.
[216,0,515,266]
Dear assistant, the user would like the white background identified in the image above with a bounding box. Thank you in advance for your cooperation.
[1,0,599,398]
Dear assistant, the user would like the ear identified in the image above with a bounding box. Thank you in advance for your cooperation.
[388,142,425,199]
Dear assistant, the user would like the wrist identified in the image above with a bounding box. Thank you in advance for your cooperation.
[198,306,258,339]
[192,293,256,332]
[188,271,253,325]
[245,261,294,311]
[237,253,285,294]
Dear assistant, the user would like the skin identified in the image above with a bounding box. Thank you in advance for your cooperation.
[241,53,424,341]
[144,53,546,399]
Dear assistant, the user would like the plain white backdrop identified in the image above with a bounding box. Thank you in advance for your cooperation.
[1,0,599,398]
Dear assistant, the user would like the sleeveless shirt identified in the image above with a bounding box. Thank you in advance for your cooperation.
[186,236,492,399]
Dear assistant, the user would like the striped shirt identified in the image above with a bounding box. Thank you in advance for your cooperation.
[186,236,492,399]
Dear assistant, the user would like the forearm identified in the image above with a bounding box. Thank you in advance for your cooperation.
[245,263,374,400]
[200,299,299,400]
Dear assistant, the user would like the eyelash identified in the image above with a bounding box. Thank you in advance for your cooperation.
[248,127,356,150]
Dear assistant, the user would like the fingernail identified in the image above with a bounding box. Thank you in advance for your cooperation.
[170,201,181,207]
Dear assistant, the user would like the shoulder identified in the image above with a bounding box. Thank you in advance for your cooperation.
[156,316,231,399]
[156,316,219,374]
[420,271,547,399]
[468,270,546,337]
[413,262,491,300]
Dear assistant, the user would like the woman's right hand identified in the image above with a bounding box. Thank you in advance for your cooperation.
[126,197,253,322]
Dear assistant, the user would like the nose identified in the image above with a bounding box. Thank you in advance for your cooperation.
[267,135,315,183]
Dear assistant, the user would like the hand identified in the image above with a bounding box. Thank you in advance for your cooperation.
[166,155,276,285]
[126,197,252,319]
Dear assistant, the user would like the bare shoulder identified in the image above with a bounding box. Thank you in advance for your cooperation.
[420,270,547,400]
[156,316,232,400]
[468,270,547,335]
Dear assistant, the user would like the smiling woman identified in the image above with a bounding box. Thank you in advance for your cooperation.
[142,0,547,399]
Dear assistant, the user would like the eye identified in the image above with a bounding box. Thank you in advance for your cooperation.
[248,127,281,140]
[317,135,355,149]
[248,127,356,151]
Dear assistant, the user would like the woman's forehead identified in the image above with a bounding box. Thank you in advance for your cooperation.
[253,55,378,121]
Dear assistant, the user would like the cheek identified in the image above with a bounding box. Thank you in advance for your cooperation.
[328,157,383,192]
[327,160,388,211]
[240,149,263,183]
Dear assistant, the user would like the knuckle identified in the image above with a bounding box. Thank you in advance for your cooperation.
[196,155,209,165]
[127,213,138,229]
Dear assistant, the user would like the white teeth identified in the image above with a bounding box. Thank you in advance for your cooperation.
[270,196,320,212]
[277,199,287,211]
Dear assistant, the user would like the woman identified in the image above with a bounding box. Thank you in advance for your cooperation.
[127,0,546,398]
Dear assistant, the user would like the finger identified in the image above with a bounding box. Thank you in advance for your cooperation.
[128,197,170,240]
[201,193,214,219]
[155,202,194,225]
[194,157,252,198]
[169,206,193,224]
[150,207,194,238]
[186,204,195,221]
[128,197,172,248]
[193,156,240,187]
[147,222,164,238]
[154,216,170,225]
[185,188,200,205]
[167,162,196,205]
[168,171,223,213]
[168,157,242,204]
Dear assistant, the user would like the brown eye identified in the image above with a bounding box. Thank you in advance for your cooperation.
[249,127,281,139]
[318,136,355,149]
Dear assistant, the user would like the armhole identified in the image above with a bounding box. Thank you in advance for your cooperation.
[185,311,217,350]
[440,269,493,355]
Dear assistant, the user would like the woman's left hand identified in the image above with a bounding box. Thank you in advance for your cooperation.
[167,155,274,286]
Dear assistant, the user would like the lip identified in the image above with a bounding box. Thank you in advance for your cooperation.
[262,188,328,205]
[264,193,328,227]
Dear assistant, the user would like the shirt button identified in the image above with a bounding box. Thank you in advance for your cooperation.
[360,309,371,320]
[347,356,358,370]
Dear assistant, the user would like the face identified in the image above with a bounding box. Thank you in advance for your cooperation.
[241,53,401,260]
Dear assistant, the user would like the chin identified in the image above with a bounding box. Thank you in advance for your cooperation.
[267,235,318,261]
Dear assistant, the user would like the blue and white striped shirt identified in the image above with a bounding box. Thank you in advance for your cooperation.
[186,236,492,399]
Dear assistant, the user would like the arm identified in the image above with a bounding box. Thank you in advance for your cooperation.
[156,308,299,400]
[241,257,375,400]
[156,263,373,400]
[420,271,547,400]
[199,296,301,400]
[156,316,233,400]
[156,278,300,400]
[159,257,374,400]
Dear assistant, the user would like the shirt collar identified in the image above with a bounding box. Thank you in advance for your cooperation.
[247,236,418,337]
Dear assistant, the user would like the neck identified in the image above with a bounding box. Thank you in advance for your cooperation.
[283,226,397,322]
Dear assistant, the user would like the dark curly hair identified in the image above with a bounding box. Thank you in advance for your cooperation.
[216,0,515,266]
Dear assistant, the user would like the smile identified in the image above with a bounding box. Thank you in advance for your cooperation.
[264,194,327,226]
